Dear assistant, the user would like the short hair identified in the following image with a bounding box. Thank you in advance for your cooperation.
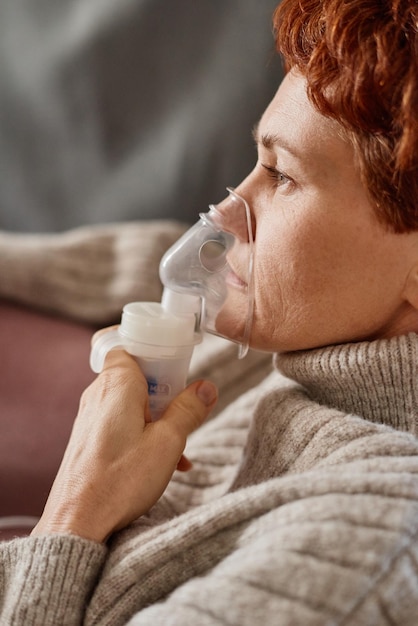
[273,0,418,232]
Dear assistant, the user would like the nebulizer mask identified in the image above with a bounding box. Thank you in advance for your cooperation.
[90,188,254,419]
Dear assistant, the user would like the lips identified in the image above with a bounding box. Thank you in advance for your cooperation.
[225,248,249,290]
[225,268,247,290]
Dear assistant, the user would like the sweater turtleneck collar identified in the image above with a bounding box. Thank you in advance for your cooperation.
[274,333,418,436]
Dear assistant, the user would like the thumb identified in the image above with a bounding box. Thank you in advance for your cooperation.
[161,380,218,436]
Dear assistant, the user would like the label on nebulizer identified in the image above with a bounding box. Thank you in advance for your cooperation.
[135,353,186,421]
[90,301,200,421]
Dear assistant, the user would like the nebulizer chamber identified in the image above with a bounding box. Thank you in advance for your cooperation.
[90,188,254,420]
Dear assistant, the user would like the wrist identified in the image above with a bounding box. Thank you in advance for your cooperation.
[31,508,109,543]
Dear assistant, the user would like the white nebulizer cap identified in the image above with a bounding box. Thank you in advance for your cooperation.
[119,301,197,348]
[159,188,255,358]
[90,300,200,373]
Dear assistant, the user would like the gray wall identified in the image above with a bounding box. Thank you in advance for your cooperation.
[0,0,283,232]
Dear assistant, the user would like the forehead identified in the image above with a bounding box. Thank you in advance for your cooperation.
[257,71,352,169]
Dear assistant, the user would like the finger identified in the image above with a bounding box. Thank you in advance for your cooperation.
[161,380,218,436]
[101,347,137,371]
[91,325,119,347]
[100,348,154,421]
[176,454,193,472]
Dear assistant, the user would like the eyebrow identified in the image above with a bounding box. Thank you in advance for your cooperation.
[252,122,303,161]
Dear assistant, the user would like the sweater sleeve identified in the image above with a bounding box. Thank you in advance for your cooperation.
[0,221,187,325]
[0,535,107,625]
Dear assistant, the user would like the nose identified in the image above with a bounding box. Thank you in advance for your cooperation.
[231,167,259,238]
[212,186,254,244]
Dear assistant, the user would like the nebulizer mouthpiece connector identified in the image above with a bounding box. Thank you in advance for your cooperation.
[90,188,254,420]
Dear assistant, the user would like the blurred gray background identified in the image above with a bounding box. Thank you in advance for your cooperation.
[0,0,283,232]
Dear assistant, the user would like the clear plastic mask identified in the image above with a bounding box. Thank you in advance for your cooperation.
[159,188,254,358]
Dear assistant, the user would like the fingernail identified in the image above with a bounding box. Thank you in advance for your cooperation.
[196,381,218,406]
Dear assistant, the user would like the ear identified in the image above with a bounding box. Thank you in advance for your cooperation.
[402,264,418,311]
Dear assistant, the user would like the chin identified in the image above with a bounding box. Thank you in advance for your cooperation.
[214,299,247,345]
[214,312,245,344]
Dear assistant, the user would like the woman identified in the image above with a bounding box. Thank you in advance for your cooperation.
[1,0,418,624]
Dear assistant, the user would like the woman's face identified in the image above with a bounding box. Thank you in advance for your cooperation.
[222,70,418,353]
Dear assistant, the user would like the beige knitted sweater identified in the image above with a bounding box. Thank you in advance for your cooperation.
[1,332,418,625]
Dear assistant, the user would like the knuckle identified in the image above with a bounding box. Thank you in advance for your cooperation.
[81,362,146,408]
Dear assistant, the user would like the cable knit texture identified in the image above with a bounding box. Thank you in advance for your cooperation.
[0,222,188,324]
[1,335,418,625]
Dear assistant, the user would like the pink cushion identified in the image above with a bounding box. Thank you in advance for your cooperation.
[0,300,96,537]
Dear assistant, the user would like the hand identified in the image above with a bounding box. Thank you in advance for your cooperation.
[32,349,217,543]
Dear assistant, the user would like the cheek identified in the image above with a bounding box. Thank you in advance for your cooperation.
[249,217,348,349]
[253,224,318,315]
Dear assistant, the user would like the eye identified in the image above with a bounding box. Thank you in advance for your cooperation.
[261,163,292,188]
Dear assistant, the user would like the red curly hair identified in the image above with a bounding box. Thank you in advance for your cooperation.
[273,0,418,232]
